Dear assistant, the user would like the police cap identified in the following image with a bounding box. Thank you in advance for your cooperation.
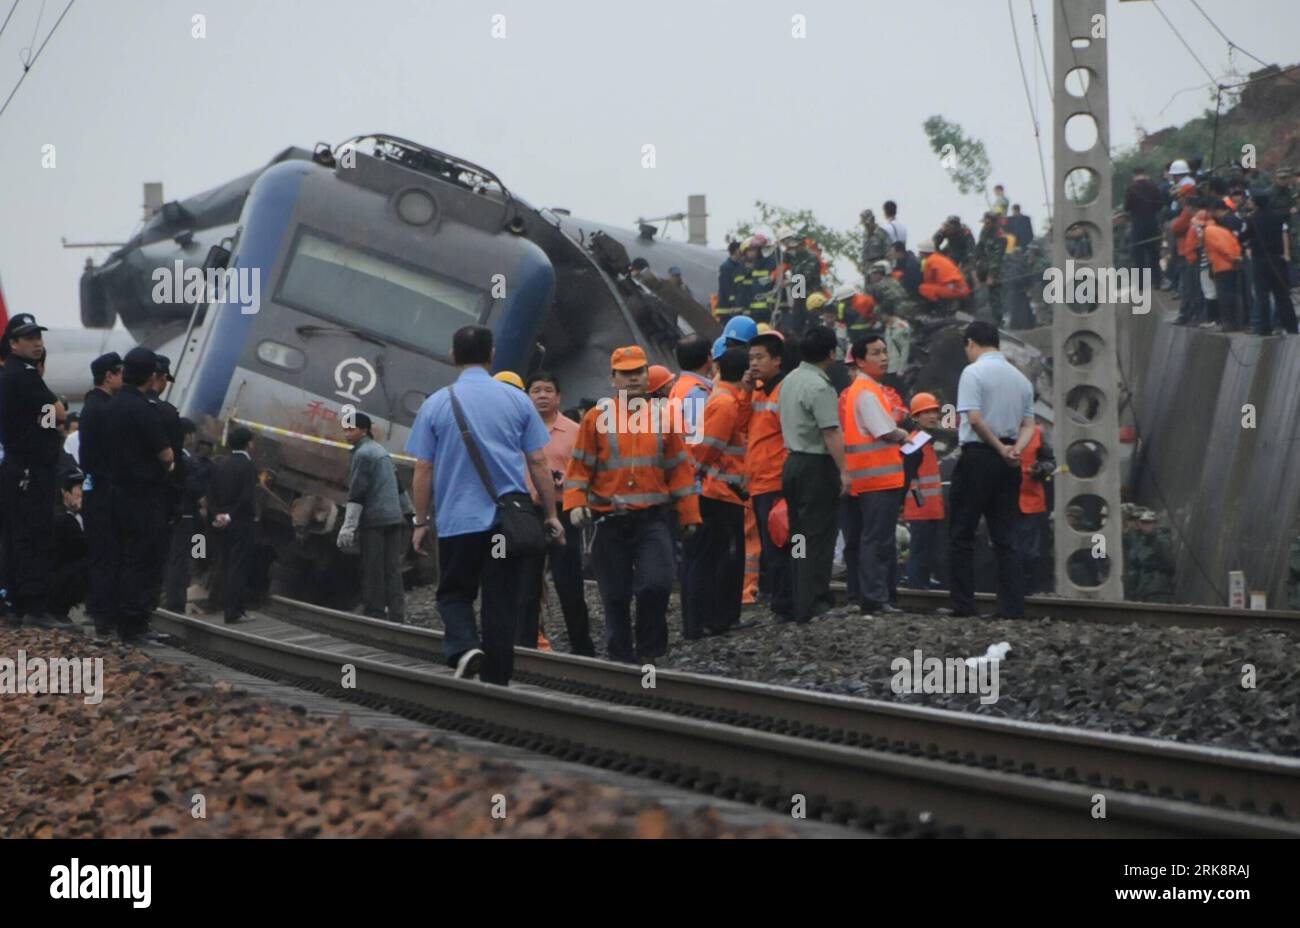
[4,313,48,340]
[90,351,123,381]
[153,353,175,382]
[122,346,157,377]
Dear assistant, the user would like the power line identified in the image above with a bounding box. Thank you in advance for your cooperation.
[1008,0,1054,227]
[1188,0,1300,88]
[1150,0,1219,88]
[1028,0,1054,103]
[20,0,43,65]
[0,0,73,122]
[0,1,19,45]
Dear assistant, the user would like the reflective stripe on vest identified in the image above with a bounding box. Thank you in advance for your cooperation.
[840,376,904,494]
[903,442,944,520]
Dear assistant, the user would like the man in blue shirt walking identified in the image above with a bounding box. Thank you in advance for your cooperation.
[406,326,563,684]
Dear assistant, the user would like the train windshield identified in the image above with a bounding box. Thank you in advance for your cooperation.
[277,229,484,357]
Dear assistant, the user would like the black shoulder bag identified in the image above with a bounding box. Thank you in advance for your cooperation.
[448,387,547,558]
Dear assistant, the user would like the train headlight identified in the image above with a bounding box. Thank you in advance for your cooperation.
[256,340,306,371]
[396,188,437,226]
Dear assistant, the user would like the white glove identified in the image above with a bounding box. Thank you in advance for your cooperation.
[569,506,591,528]
[337,502,363,553]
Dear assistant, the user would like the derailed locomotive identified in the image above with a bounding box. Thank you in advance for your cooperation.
[79,135,726,601]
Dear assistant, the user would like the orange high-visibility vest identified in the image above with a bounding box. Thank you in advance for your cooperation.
[1019,425,1047,515]
[666,371,713,433]
[918,252,971,302]
[745,377,786,496]
[692,381,750,505]
[564,398,702,525]
[839,376,904,495]
[903,440,944,520]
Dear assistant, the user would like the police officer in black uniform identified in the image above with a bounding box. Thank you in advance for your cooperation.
[146,354,185,607]
[106,347,174,643]
[162,418,210,612]
[77,351,123,636]
[0,314,67,628]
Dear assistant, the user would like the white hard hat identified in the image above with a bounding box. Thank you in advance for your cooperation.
[831,284,858,303]
[916,240,935,254]
[1169,158,1190,176]
[775,225,797,242]
[871,260,891,274]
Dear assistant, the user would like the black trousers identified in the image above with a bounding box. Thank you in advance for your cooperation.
[0,459,56,618]
[853,489,903,609]
[751,491,792,617]
[111,486,167,635]
[47,554,88,618]
[437,528,521,685]
[517,507,593,655]
[782,452,840,621]
[1212,269,1242,331]
[682,496,745,635]
[1129,227,1162,284]
[589,508,674,663]
[82,481,118,629]
[163,514,197,612]
[360,523,406,622]
[217,519,255,622]
[1256,256,1299,333]
[948,443,1024,617]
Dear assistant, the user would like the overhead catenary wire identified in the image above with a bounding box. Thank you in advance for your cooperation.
[0,0,72,122]
[1150,0,1220,88]
[1188,0,1300,89]
[1008,0,1054,228]
[0,1,20,45]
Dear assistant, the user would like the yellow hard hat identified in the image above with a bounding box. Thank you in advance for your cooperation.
[806,292,828,311]
[756,322,773,334]
[494,371,526,390]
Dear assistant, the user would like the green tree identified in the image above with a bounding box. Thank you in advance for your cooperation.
[727,200,865,285]
[923,115,992,199]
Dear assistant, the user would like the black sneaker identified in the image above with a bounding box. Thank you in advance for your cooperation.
[454,648,484,679]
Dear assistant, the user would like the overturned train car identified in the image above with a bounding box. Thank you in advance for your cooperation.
[79,135,725,600]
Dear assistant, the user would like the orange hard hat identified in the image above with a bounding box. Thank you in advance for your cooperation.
[647,365,674,393]
[909,392,941,415]
[851,294,874,313]
[611,345,648,371]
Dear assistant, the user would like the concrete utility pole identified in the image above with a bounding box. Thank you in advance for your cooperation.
[1051,0,1124,599]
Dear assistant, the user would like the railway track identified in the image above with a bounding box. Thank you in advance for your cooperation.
[150,597,1300,837]
[851,586,1300,633]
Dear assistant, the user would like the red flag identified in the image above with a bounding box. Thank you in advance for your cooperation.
[0,272,9,331]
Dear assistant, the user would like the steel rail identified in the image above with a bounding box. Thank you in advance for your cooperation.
[149,608,1300,837]
[248,597,1300,825]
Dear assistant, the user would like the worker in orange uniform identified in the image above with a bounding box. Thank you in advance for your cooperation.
[745,329,792,618]
[916,240,971,312]
[682,345,752,637]
[1016,419,1056,595]
[903,393,945,590]
[839,335,909,615]
[564,346,701,663]
[647,365,675,399]
[1199,206,1245,332]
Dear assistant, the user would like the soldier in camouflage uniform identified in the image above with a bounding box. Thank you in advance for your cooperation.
[1121,503,1139,597]
[933,215,976,269]
[863,260,915,320]
[860,210,892,271]
[973,212,1007,326]
[777,226,822,335]
[1130,510,1175,603]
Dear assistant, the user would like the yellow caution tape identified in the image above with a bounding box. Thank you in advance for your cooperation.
[230,417,418,464]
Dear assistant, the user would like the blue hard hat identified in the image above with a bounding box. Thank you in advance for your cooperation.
[712,335,728,360]
[722,315,758,343]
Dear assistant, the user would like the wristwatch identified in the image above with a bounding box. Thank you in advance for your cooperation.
[413,519,429,528]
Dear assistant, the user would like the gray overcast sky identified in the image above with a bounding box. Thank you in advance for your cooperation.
[2,0,1298,326]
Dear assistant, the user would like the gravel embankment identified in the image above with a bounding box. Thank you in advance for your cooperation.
[0,627,784,838]
[407,586,1300,757]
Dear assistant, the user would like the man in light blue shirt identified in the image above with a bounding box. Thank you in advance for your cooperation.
[948,321,1036,620]
[407,325,563,685]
